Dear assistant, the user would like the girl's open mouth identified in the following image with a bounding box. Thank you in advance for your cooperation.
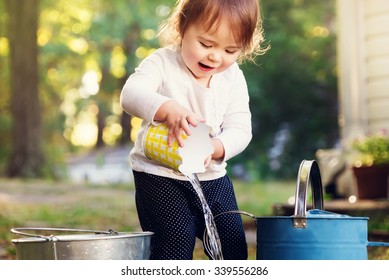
[199,62,214,72]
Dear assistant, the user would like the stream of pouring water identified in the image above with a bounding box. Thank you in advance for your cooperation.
[185,173,224,260]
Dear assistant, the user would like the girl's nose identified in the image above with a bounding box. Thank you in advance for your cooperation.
[208,51,221,63]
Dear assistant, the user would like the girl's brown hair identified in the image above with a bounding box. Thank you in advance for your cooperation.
[158,0,268,62]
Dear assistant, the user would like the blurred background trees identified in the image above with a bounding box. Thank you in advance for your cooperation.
[242,0,338,179]
[0,0,338,180]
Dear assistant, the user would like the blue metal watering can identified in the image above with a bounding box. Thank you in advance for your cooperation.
[255,160,389,260]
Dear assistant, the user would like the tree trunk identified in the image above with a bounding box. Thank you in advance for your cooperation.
[119,111,131,145]
[119,23,140,145]
[96,100,106,148]
[6,0,45,177]
[95,60,111,149]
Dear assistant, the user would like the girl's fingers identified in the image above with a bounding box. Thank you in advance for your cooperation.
[167,126,175,147]
[181,117,191,136]
[166,113,203,147]
[175,125,185,147]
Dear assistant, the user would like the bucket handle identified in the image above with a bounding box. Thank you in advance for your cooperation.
[203,210,256,257]
[214,210,256,220]
[293,160,324,228]
[11,227,118,241]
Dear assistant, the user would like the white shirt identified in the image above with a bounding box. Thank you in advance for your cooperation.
[120,46,252,180]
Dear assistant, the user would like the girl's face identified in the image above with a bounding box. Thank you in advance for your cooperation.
[180,19,242,87]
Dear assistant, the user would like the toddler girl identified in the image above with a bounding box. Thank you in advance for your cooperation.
[120,0,267,259]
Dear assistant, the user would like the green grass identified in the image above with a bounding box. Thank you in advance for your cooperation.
[0,179,139,259]
[234,180,295,216]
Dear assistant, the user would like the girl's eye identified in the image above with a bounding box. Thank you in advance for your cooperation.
[200,42,211,48]
[226,50,237,54]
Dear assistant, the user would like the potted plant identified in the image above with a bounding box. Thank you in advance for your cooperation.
[350,130,389,199]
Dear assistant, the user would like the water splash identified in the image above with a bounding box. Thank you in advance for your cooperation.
[185,173,223,260]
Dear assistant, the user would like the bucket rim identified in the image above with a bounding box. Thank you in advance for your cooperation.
[11,231,154,243]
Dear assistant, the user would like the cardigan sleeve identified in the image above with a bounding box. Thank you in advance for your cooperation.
[213,68,252,161]
[120,53,170,123]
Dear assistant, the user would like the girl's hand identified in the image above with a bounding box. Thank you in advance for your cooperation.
[154,100,204,147]
[204,138,225,169]
[210,138,225,161]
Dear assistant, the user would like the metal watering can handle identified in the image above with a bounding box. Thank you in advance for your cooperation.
[293,160,324,228]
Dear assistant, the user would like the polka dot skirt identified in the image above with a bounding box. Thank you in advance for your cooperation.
[133,170,248,260]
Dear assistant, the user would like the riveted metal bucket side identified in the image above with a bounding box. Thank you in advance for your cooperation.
[11,229,153,260]
[51,234,152,260]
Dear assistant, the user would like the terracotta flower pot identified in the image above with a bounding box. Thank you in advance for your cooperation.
[352,165,389,199]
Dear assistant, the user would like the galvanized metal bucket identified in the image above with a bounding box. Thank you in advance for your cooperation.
[11,227,153,260]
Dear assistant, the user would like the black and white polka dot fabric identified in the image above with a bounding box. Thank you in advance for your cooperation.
[133,170,248,260]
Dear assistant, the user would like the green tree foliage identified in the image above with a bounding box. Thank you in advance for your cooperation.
[38,0,162,151]
[1,0,164,177]
[238,0,338,179]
